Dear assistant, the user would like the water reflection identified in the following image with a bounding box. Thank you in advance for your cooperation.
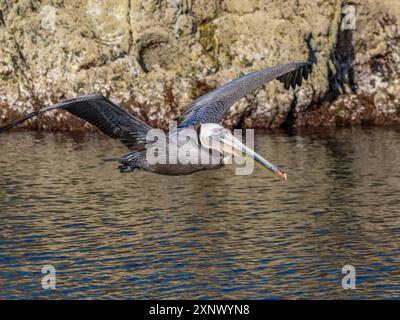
[0,127,399,299]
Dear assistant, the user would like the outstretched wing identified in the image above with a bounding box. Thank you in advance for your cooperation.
[0,93,152,150]
[178,61,312,127]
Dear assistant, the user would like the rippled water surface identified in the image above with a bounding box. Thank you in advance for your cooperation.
[1,127,400,299]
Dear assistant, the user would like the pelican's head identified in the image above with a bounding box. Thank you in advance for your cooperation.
[196,123,287,179]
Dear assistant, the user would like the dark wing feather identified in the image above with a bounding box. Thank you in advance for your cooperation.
[178,61,313,127]
[0,93,152,150]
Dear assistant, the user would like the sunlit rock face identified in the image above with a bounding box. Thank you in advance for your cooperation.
[294,0,400,127]
[0,0,398,131]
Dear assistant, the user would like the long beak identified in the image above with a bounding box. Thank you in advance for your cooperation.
[220,132,287,180]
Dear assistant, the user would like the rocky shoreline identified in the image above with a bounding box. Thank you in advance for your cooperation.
[0,0,399,131]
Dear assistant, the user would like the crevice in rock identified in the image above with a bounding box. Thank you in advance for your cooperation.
[281,93,297,129]
[326,3,357,102]
[280,34,317,129]
[0,10,5,26]
[137,45,151,74]
[127,0,133,54]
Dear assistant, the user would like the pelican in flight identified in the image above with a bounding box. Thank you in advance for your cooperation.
[0,61,312,178]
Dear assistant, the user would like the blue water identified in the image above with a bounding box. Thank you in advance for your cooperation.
[0,127,399,299]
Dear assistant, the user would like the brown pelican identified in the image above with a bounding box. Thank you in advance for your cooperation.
[0,61,312,178]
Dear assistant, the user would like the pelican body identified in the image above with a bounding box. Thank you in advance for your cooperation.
[0,61,312,178]
[115,129,223,176]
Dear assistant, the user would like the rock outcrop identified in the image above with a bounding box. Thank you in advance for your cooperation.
[0,0,399,131]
